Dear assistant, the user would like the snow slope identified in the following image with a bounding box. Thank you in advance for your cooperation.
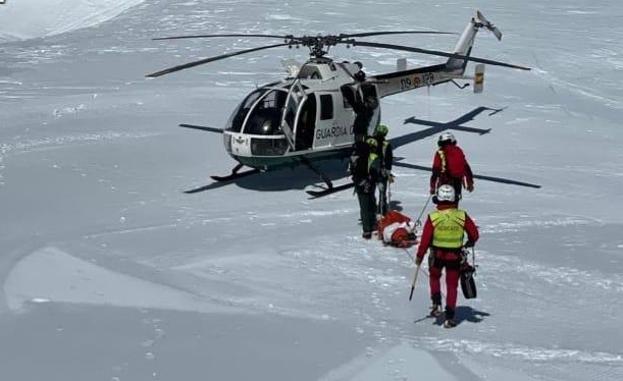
[0,0,144,41]
[1,1,622,380]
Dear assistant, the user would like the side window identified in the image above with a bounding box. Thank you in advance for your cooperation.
[320,94,333,120]
[342,93,352,109]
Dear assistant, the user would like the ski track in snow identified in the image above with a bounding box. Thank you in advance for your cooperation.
[121,205,623,376]
[479,215,595,234]
[412,336,623,364]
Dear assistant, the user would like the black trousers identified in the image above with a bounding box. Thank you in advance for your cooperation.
[377,179,389,216]
[356,186,377,233]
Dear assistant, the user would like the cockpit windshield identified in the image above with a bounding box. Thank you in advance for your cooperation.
[225,88,267,132]
[243,89,288,136]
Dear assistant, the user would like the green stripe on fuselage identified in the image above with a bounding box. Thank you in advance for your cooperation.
[232,147,351,170]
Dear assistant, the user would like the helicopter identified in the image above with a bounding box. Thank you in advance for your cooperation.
[146,10,538,197]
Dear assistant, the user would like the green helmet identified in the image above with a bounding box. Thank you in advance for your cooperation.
[366,137,378,148]
[374,124,389,137]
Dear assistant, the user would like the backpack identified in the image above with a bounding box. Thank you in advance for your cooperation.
[460,250,477,299]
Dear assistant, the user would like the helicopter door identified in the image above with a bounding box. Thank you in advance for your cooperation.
[294,95,317,151]
[313,93,353,149]
[281,80,307,150]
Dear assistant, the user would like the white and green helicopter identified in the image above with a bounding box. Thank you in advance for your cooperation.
[147,11,539,197]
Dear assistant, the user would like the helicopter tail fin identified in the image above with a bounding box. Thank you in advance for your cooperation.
[446,10,502,72]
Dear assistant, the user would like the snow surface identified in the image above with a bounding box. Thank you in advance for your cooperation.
[1,0,623,380]
[0,0,145,41]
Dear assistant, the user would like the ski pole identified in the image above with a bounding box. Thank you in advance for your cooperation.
[415,194,433,226]
[387,179,392,210]
[472,246,476,268]
[409,263,421,301]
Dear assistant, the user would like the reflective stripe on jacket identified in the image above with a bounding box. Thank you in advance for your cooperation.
[368,152,379,173]
[430,209,466,249]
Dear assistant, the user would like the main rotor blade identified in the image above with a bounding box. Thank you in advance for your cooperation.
[146,42,290,77]
[393,162,541,189]
[341,31,456,38]
[153,33,292,41]
[344,40,531,71]
[179,123,223,134]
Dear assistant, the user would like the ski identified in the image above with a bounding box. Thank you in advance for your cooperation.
[306,182,354,198]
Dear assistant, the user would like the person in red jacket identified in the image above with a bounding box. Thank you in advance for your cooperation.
[415,184,479,328]
[429,132,474,200]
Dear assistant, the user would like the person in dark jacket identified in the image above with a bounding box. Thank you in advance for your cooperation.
[372,124,394,216]
[350,137,381,239]
[415,184,479,328]
[341,70,379,142]
[429,132,474,200]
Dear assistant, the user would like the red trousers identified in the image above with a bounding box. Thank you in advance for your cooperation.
[429,256,461,314]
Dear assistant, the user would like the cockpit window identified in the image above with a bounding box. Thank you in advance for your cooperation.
[226,88,267,132]
[244,89,288,135]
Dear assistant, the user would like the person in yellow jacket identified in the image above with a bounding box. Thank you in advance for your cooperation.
[372,124,394,216]
[415,184,479,328]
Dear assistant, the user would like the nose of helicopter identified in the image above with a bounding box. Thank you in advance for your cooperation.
[223,132,252,157]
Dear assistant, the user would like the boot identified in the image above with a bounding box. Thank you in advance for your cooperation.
[429,304,442,317]
[443,306,456,328]
[429,293,442,317]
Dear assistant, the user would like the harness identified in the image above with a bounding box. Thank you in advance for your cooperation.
[437,149,447,174]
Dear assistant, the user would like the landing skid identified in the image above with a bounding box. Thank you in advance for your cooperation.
[184,164,260,194]
[306,182,354,198]
[210,169,260,182]
[210,163,260,182]
[299,157,333,189]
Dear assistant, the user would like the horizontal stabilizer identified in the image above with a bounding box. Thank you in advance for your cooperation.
[392,162,541,189]
[403,117,439,127]
[179,124,223,134]
[450,125,491,135]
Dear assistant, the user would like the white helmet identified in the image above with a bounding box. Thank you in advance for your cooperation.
[436,184,456,202]
[438,132,456,145]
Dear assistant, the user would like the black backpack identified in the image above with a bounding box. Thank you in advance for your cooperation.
[460,250,477,299]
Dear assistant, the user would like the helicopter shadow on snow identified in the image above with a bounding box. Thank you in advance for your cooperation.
[183,105,532,196]
[184,159,352,194]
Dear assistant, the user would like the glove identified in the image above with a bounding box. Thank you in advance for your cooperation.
[429,187,435,195]
[389,173,395,183]
[415,256,423,266]
[464,241,475,248]
[466,182,474,192]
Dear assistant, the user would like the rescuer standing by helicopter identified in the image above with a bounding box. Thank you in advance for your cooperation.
[350,137,381,239]
[341,65,379,142]
[429,132,474,201]
[373,124,394,216]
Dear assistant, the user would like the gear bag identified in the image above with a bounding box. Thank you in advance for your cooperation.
[460,251,477,299]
